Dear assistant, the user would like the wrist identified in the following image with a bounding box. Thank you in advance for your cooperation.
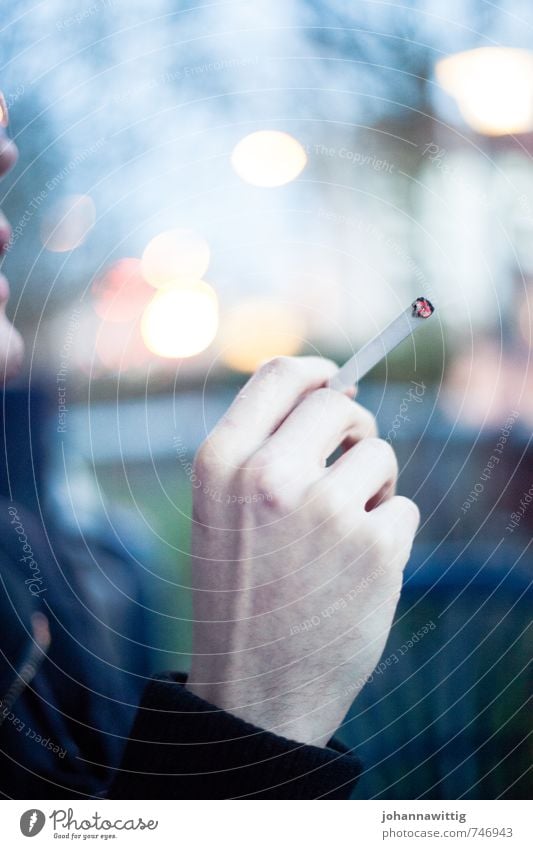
[186,675,331,748]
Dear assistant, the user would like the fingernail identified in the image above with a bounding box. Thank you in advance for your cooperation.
[342,383,357,398]
[0,92,8,128]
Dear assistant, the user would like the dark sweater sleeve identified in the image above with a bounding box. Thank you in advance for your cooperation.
[109,672,362,799]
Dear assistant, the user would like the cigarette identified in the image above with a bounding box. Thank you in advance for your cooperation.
[328,297,435,390]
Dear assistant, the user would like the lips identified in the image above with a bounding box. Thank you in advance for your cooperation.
[0,273,10,303]
[0,212,11,253]
[0,133,18,176]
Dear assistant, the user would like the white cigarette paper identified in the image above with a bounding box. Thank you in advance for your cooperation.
[328,297,435,390]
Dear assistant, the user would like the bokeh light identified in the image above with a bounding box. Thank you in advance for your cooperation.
[95,320,148,373]
[92,258,153,323]
[231,130,308,187]
[40,194,96,252]
[436,47,533,136]
[220,298,305,372]
[141,228,210,288]
[141,281,218,358]
[518,289,533,349]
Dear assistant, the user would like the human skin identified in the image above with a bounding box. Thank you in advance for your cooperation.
[187,356,420,747]
[1,114,419,750]
[0,124,24,379]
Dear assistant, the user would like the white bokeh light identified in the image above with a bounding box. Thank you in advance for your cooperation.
[141,281,218,358]
[231,131,307,187]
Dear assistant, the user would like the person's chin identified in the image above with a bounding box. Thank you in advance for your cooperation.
[0,313,24,382]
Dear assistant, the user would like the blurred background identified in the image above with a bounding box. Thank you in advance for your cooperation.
[0,0,531,799]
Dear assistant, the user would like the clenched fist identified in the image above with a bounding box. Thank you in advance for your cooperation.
[187,356,419,747]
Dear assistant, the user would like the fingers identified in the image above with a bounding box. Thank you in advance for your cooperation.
[203,356,342,469]
[323,437,399,510]
[366,494,420,551]
[255,387,377,471]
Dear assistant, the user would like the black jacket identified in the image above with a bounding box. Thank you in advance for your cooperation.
[0,500,144,798]
[110,672,362,799]
[1,501,361,799]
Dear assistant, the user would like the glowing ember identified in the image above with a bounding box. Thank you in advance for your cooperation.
[412,297,434,319]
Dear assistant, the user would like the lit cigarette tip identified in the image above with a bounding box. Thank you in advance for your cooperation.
[412,296,435,319]
[328,296,436,391]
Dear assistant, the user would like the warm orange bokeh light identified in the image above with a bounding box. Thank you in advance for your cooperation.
[95,320,148,373]
[141,281,218,358]
[220,299,305,372]
[436,48,533,136]
[141,228,210,288]
[92,258,153,323]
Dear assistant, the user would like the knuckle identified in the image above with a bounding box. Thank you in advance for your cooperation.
[241,464,279,503]
[308,389,377,434]
[308,478,336,516]
[317,394,379,440]
[358,516,394,556]
[310,386,351,414]
[311,386,336,403]
[365,437,398,471]
[193,440,218,478]
[360,407,379,438]
[346,402,378,439]
[365,527,393,563]
[258,355,297,380]
[397,496,421,530]
[309,480,359,530]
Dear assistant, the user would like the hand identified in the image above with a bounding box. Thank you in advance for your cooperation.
[0,96,24,378]
[187,356,420,747]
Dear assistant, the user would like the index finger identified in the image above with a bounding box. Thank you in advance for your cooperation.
[206,356,350,468]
